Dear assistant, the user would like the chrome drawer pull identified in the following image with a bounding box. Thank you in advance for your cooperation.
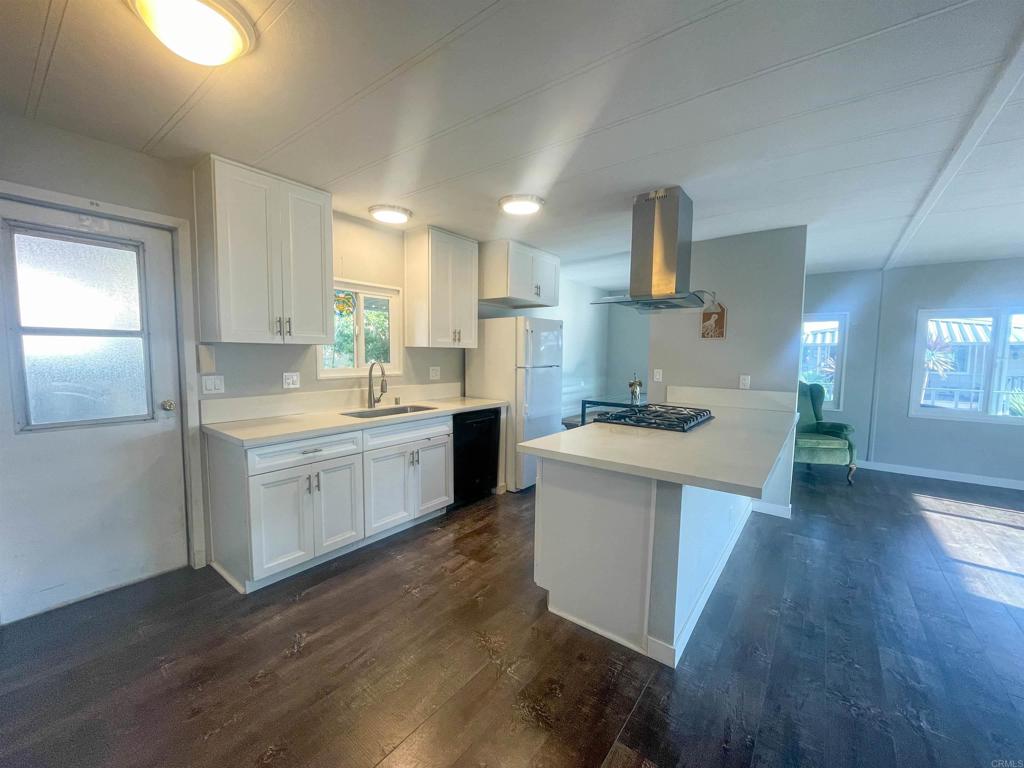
[300,447,323,454]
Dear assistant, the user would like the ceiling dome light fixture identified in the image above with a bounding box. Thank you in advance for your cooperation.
[499,194,544,215]
[369,205,413,225]
[127,0,257,66]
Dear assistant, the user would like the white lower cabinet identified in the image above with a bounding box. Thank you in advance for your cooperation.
[313,454,365,555]
[414,435,453,516]
[364,444,417,536]
[207,416,456,593]
[249,465,316,580]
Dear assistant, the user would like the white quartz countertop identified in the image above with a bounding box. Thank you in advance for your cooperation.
[518,404,798,498]
[202,397,507,448]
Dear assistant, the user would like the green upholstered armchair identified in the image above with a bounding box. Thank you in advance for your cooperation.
[795,382,857,484]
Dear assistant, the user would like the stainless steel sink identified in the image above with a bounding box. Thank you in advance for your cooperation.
[343,405,437,418]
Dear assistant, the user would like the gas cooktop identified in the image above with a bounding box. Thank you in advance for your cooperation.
[592,403,713,433]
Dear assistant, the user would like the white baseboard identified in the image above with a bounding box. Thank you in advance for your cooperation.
[858,460,1024,491]
[210,560,246,594]
[646,636,678,667]
[752,500,792,519]
[546,601,648,657]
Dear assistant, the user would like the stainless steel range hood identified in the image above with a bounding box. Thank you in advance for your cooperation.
[592,186,711,311]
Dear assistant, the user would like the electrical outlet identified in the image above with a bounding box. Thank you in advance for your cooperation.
[429,366,441,381]
[653,368,663,383]
[201,375,225,395]
[739,374,751,390]
[283,372,301,389]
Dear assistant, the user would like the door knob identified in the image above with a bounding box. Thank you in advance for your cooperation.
[160,399,176,411]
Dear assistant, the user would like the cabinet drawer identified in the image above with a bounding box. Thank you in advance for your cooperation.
[246,431,363,475]
[363,416,452,451]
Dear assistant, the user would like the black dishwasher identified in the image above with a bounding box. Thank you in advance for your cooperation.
[453,408,500,506]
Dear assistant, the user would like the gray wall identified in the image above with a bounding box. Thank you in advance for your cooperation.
[480,277,610,416]
[648,227,807,402]
[0,112,193,222]
[202,213,464,398]
[606,304,650,399]
[802,270,882,460]
[872,258,1024,481]
[806,257,1024,482]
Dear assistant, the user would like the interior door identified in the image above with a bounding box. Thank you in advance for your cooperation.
[249,465,315,579]
[312,454,364,554]
[414,436,453,516]
[364,444,415,536]
[0,200,188,623]
[280,183,332,345]
[450,233,479,348]
[213,160,282,343]
[427,229,454,347]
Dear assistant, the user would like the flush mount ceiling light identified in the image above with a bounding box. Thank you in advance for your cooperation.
[499,194,544,215]
[127,0,257,66]
[369,205,413,225]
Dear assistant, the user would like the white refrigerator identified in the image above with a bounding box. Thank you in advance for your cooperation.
[465,317,563,491]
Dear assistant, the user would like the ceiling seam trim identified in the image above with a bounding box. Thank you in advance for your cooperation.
[315,0,749,184]
[326,0,983,191]
[253,0,507,164]
[24,0,69,119]
[883,20,1024,270]
[541,62,997,196]
[141,0,298,155]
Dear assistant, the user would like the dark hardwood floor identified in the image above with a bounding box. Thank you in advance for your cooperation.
[2,468,1023,767]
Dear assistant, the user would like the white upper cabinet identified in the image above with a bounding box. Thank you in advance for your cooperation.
[479,240,560,308]
[405,226,478,348]
[195,156,333,344]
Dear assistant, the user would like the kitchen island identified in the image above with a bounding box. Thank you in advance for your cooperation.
[518,402,797,667]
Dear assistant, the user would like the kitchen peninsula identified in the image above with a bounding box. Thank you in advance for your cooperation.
[518,398,796,667]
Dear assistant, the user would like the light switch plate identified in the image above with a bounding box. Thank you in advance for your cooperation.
[429,366,441,381]
[739,374,751,390]
[653,368,663,382]
[201,375,225,395]
[283,372,301,389]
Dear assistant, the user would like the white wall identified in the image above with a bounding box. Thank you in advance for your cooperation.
[648,227,807,402]
[199,212,465,397]
[480,276,610,416]
[805,257,1024,483]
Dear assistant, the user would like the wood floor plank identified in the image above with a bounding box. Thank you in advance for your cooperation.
[2,469,1023,768]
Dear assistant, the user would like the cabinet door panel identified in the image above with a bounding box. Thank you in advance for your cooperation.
[364,446,415,536]
[214,163,283,343]
[506,241,535,302]
[314,455,364,554]
[534,251,559,307]
[415,436,453,516]
[249,467,314,579]
[281,183,333,344]
[450,235,479,347]
[428,230,454,347]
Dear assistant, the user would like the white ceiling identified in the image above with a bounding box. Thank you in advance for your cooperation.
[2,0,1023,290]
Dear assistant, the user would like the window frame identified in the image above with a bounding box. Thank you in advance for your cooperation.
[908,306,1024,426]
[316,279,403,380]
[800,312,848,411]
[2,222,155,432]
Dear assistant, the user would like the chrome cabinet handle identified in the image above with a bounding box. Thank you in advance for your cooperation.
[415,449,420,465]
[300,447,323,455]
[276,317,283,335]
[306,475,312,494]
[315,472,321,492]
[410,451,416,465]
[286,317,293,336]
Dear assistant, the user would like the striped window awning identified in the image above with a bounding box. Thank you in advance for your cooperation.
[928,318,1024,345]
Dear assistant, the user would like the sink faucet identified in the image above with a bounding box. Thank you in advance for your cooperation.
[367,361,388,408]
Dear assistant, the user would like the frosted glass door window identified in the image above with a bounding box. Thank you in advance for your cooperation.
[8,230,152,428]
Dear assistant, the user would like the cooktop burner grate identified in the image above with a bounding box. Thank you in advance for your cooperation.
[592,403,713,432]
